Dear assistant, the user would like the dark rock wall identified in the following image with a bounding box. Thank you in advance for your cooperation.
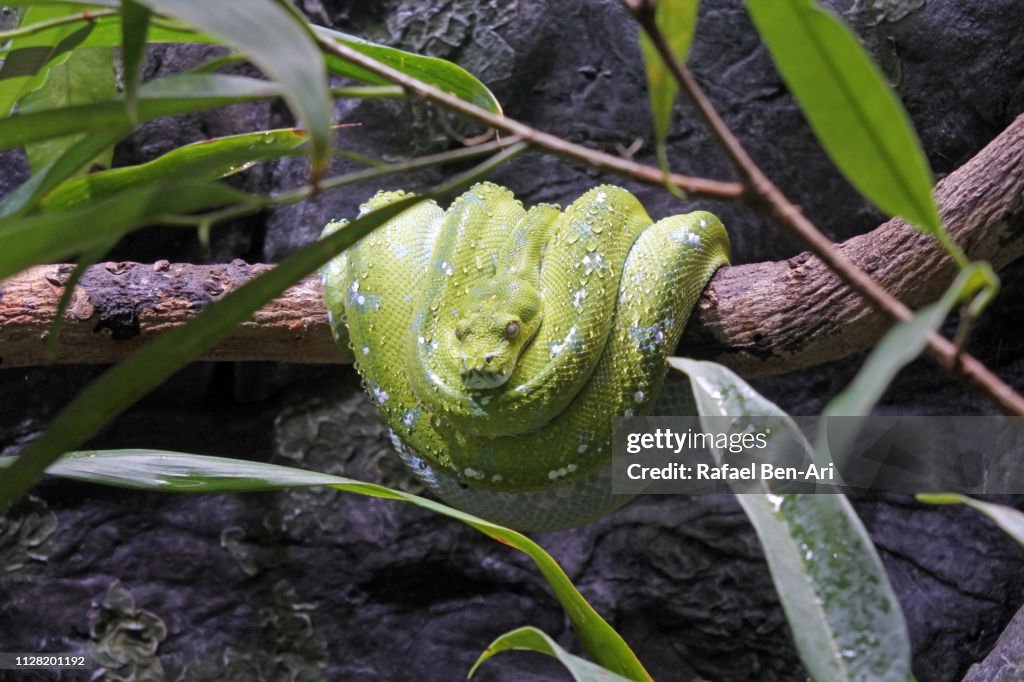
[1,1,1023,680]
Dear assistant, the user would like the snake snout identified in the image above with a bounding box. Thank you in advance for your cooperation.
[461,354,510,389]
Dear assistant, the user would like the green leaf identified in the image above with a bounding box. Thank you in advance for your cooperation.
[916,494,1024,548]
[315,25,501,115]
[0,73,281,152]
[120,0,152,123]
[0,4,93,116]
[745,0,944,239]
[818,263,997,460]
[39,127,308,212]
[639,0,699,178]
[1,447,651,681]
[470,626,634,681]
[670,357,911,682]
[130,0,331,176]
[17,44,117,171]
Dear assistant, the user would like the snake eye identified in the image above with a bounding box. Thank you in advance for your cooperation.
[505,320,521,339]
[455,322,468,341]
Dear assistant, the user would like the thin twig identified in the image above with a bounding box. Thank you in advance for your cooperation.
[273,135,526,204]
[314,35,745,203]
[0,9,119,43]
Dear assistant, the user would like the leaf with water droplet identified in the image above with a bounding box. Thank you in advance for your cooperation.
[670,358,911,682]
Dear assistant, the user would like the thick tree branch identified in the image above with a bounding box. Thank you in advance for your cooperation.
[0,116,1022,375]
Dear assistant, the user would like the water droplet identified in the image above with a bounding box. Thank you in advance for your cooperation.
[571,288,586,310]
[401,409,419,430]
[370,385,389,405]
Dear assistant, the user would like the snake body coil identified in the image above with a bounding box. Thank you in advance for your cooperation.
[322,183,729,531]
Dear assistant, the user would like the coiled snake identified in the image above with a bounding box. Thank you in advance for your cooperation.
[322,183,729,531]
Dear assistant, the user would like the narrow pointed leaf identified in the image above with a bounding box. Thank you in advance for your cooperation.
[916,494,1024,548]
[0,74,281,152]
[470,626,634,681]
[39,127,307,211]
[670,358,911,682]
[1,445,650,681]
[818,263,996,460]
[745,0,942,236]
[315,25,501,115]
[639,0,699,173]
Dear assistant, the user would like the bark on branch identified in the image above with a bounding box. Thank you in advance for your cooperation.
[1,115,1022,374]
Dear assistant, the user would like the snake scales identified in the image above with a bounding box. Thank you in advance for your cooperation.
[322,183,729,531]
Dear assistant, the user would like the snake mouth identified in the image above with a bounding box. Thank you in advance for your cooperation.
[461,365,510,390]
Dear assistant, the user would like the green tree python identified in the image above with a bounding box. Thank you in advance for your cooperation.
[322,183,729,531]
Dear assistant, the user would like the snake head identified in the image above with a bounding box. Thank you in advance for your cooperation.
[455,278,542,390]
